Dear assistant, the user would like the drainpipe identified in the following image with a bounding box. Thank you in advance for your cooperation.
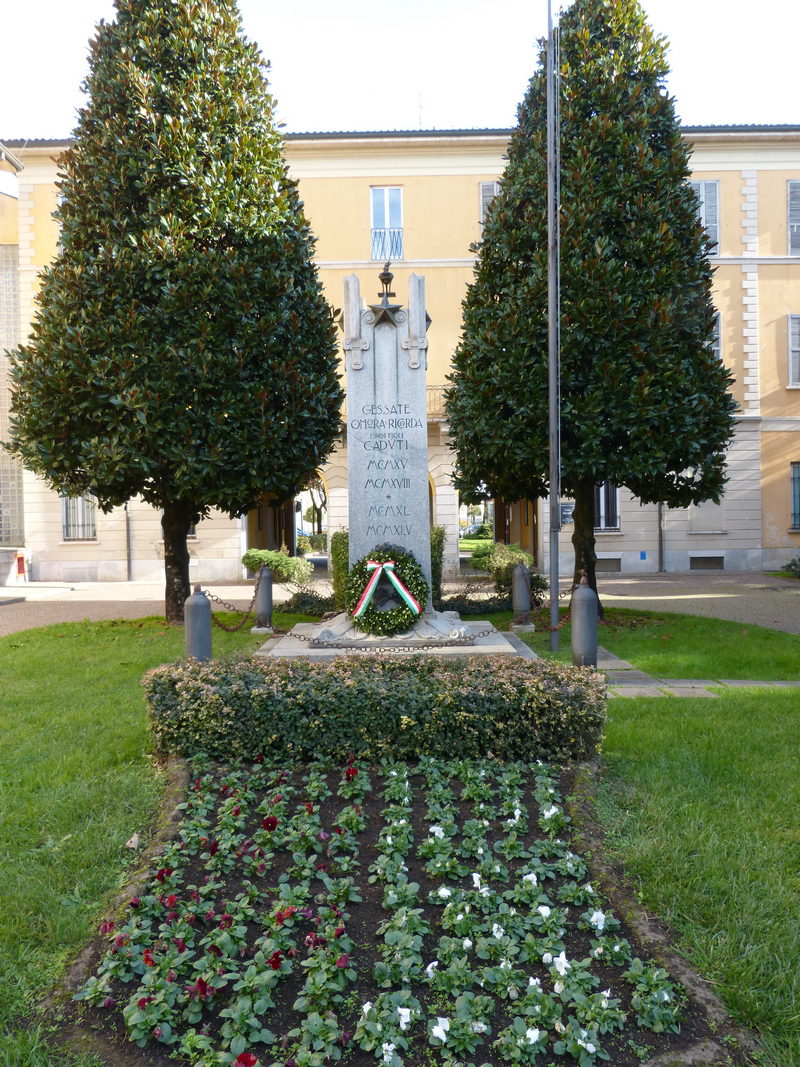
[657,501,664,573]
[125,502,132,581]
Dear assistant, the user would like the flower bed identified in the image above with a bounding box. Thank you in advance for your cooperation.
[143,655,606,764]
[74,755,701,1067]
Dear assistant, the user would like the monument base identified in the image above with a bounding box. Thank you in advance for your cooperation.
[310,609,474,647]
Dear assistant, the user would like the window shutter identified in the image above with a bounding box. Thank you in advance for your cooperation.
[790,314,800,386]
[711,311,722,360]
[789,181,800,256]
[703,181,719,253]
[480,181,499,226]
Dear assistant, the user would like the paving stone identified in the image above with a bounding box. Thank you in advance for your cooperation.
[604,669,657,685]
[596,645,635,669]
[657,679,719,687]
[771,680,800,688]
[609,686,666,698]
[718,679,774,688]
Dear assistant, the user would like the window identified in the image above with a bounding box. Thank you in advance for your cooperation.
[594,482,619,530]
[711,310,721,360]
[371,187,403,260]
[789,181,800,256]
[62,493,97,539]
[689,179,719,254]
[790,315,800,386]
[792,463,800,529]
[480,180,500,227]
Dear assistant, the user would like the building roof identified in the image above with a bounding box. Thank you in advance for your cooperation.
[0,142,24,171]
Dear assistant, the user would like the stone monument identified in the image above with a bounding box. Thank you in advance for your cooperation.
[312,267,472,646]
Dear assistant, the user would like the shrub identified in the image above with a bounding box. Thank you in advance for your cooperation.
[241,549,313,585]
[475,523,493,539]
[296,535,311,556]
[281,588,337,616]
[143,655,606,764]
[780,556,800,579]
[469,541,496,571]
[430,525,445,604]
[331,527,446,609]
[330,530,350,608]
[488,543,536,597]
[308,532,326,552]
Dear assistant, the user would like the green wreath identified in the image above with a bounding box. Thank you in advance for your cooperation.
[344,543,429,637]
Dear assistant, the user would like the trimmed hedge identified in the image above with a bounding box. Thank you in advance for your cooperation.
[241,549,313,584]
[143,655,606,764]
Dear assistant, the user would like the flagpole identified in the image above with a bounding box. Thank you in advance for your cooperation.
[547,0,560,651]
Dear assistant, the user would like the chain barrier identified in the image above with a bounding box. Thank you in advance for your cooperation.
[521,567,573,633]
[206,568,263,633]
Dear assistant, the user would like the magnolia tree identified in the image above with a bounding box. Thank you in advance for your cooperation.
[446,0,737,605]
[7,0,342,622]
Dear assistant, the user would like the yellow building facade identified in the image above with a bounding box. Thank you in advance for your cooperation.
[1,126,799,582]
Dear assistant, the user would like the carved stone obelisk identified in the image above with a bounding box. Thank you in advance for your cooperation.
[344,267,432,598]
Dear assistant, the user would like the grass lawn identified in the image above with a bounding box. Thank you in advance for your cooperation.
[595,689,800,1067]
[523,605,800,680]
[3,606,799,1065]
[456,538,493,553]
[0,611,311,1063]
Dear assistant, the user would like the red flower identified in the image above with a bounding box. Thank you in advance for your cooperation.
[186,913,196,926]
[272,793,283,804]
[142,949,155,967]
[166,911,179,922]
[218,913,233,930]
[319,830,330,842]
[152,1026,163,1039]
[155,867,173,883]
[257,863,266,875]
[335,954,349,968]
[268,950,282,970]
[305,803,313,814]
[232,805,241,817]
[167,968,176,982]
[347,752,355,764]
[138,995,154,1009]
[205,909,216,922]
[345,766,358,782]
[235,1054,258,1067]
[207,945,222,958]
[207,840,219,857]
[99,919,114,934]
[255,754,265,764]
[334,925,345,939]
[167,894,177,907]
[103,996,116,1008]
[129,897,140,908]
[173,937,187,952]
[263,815,278,832]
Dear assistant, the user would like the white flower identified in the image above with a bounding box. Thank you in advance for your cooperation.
[381,1041,396,1064]
[510,907,517,915]
[554,980,564,994]
[589,909,606,932]
[553,951,570,976]
[542,805,559,820]
[362,1001,373,1015]
[425,960,439,979]
[438,886,452,899]
[585,883,594,894]
[477,846,484,856]
[463,938,473,950]
[537,905,551,919]
[526,1028,541,1045]
[471,1021,488,1033]
[432,1017,450,1043]
[592,945,604,958]
[500,957,512,971]
[397,1007,412,1030]
[602,988,611,997]
[522,872,538,886]
[472,873,481,889]
[528,976,541,988]
[455,912,464,922]
[542,952,553,964]
[389,770,397,776]
[430,825,445,839]
[555,1020,566,1033]
[385,835,393,845]
[492,923,505,939]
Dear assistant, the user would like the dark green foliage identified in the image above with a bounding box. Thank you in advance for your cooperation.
[430,524,446,603]
[488,543,537,597]
[241,548,312,584]
[330,530,350,609]
[446,0,737,591]
[6,0,342,621]
[780,556,800,579]
[144,654,607,763]
[469,541,496,572]
[280,588,337,616]
[437,592,513,615]
[344,544,429,637]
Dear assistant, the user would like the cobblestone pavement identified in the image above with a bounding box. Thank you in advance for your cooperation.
[0,570,798,638]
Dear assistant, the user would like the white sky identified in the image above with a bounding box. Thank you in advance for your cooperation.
[0,0,797,141]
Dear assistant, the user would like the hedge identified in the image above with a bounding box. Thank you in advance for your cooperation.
[330,528,446,610]
[241,548,313,584]
[143,655,606,764]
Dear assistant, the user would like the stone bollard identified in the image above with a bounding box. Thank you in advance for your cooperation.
[250,565,274,634]
[571,576,598,668]
[511,562,532,625]
[185,584,212,662]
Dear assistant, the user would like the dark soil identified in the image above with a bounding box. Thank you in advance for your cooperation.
[50,760,752,1067]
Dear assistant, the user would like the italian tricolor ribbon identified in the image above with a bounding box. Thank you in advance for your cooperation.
[352,560,422,619]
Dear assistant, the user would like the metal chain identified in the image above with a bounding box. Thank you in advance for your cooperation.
[206,568,263,633]
[520,567,573,632]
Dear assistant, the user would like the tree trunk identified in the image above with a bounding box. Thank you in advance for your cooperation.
[162,500,192,625]
[571,479,604,620]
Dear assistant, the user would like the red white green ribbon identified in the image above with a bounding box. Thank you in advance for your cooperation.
[352,560,422,619]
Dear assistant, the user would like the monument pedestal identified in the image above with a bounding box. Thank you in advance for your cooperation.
[309,609,474,647]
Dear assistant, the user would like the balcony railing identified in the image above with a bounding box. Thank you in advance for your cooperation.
[371,227,403,261]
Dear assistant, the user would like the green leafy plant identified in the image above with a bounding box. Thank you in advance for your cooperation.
[330,530,350,609]
[6,0,342,623]
[344,544,429,637]
[241,549,313,585]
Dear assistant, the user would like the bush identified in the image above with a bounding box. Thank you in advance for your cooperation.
[488,543,536,597]
[330,530,350,609]
[780,557,800,579]
[308,532,326,552]
[144,654,606,764]
[296,534,311,556]
[241,549,313,585]
[331,527,446,609]
[475,523,493,539]
[281,588,337,616]
[469,540,496,571]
